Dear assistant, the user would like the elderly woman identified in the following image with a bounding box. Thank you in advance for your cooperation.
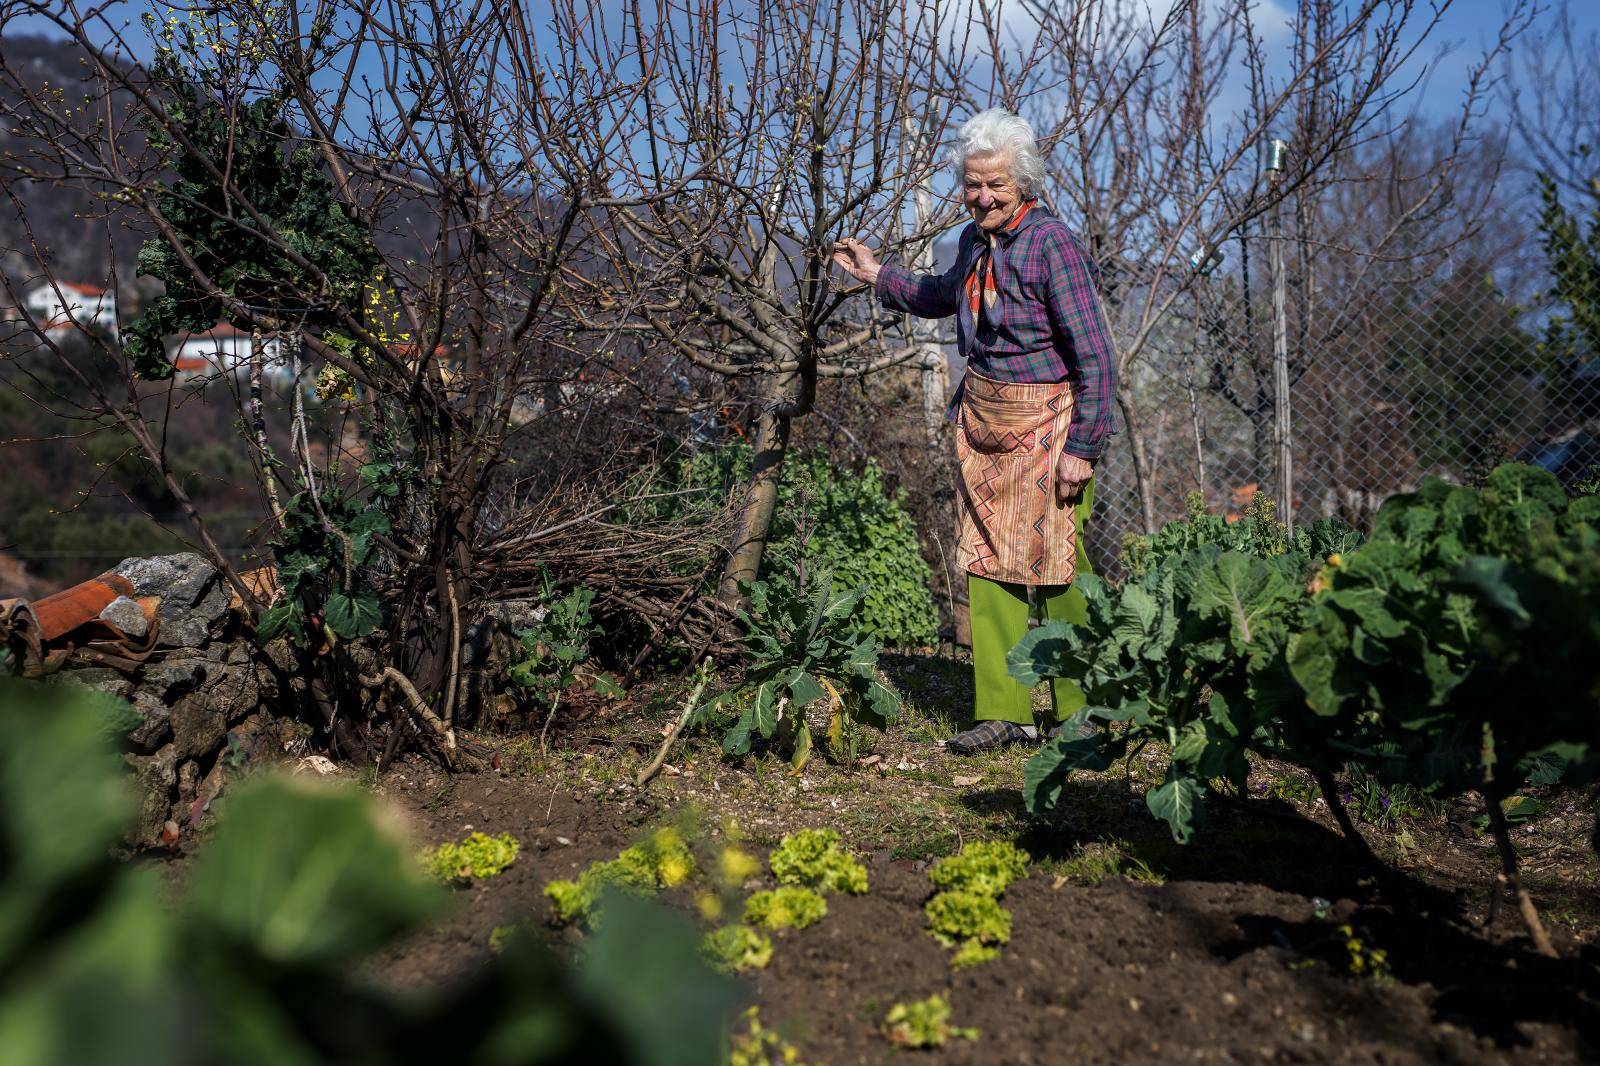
[832,108,1118,754]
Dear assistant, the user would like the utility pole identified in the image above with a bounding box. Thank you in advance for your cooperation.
[1265,137,1294,533]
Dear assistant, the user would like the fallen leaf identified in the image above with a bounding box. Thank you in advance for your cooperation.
[952,774,982,787]
[858,754,882,767]
[294,755,339,776]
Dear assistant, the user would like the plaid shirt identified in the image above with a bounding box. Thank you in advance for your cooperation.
[876,204,1118,460]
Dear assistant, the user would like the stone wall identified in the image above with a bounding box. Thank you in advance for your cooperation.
[50,553,307,845]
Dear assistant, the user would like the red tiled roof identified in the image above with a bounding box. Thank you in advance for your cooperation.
[52,281,107,297]
[179,322,250,340]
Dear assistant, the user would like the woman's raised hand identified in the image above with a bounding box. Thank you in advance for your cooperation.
[830,237,882,287]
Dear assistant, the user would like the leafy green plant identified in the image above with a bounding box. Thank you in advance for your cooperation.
[700,925,774,974]
[544,827,698,927]
[419,832,519,885]
[691,574,899,767]
[728,1006,806,1065]
[881,994,979,1048]
[742,887,828,931]
[123,46,379,379]
[927,841,1030,897]
[509,572,624,706]
[924,891,1011,951]
[768,829,869,895]
[257,478,390,645]
[648,443,938,645]
[0,678,740,1065]
[1120,490,1360,580]
[1013,544,1311,843]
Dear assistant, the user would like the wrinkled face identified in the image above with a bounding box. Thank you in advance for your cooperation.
[963,151,1024,232]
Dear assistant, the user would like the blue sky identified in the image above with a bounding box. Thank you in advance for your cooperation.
[7,0,1598,128]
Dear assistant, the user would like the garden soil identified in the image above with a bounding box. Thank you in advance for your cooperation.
[370,732,1599,1065]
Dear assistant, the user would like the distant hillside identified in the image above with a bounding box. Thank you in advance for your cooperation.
[0,33,151,299]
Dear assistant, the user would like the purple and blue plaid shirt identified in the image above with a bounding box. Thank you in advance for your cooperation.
[876,204,1119,460]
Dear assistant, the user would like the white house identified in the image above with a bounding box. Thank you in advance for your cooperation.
[168,323,294,383]
[22,280,119,338]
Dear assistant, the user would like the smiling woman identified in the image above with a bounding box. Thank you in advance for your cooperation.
[831,108,1119,755]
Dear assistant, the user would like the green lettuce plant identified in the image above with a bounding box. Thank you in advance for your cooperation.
[419,832,519,885]
[768,829,869,894]
[882,994,979,1049]
[742,887,828,931]
[927,841,1030,897]
[699,925,774,974]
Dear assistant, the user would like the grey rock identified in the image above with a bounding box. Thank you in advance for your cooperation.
[125,745,177,844]
[117,553,224,649]
[177,759,201,808]
[260,636,296,674]
[115,555,183,597]
[142,655,209,701]
[208,667,263,725]
[51,667,133,700]
[99,595,150,638]
[169,691,227,762]
[160,553,219,609]
[225,642,252,666]
[126,691,173,753]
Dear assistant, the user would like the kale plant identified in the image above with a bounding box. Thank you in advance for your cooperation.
[690,574,899,768]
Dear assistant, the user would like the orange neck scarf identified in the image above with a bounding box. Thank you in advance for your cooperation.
[965,200,1035,318]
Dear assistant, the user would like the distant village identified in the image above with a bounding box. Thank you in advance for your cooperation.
[16,279,295,384]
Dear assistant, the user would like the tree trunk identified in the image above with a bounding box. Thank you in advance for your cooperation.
[717,368,801,608]
[1117,387,1159,534]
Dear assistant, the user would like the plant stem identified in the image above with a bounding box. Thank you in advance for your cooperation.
[1313,768,1375,861]
[637,661,713,789]
[1484,794,1558,958]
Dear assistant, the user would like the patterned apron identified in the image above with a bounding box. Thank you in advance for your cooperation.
[955,369,1080,586]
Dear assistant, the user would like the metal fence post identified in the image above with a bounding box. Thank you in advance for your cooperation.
[1266,138,1294,533]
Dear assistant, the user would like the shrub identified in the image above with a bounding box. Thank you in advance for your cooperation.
[768,829,868,895]
[742,887,828,931]
[420,832,519,884]
[662,443,938,646]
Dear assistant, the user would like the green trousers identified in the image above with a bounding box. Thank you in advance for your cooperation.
[968,478,1094,727]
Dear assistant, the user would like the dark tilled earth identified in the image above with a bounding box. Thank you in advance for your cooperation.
[366,734,1600,1065]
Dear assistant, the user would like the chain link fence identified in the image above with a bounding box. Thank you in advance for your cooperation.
[1084,229,1600,576]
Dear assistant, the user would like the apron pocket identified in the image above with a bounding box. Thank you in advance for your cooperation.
[962,394,1042,455]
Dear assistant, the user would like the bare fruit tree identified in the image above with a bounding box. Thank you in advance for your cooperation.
[0,0,713,761]
[558,0,996,607]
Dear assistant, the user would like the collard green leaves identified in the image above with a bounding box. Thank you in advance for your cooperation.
[692,572,899,765]
[1020,465,1597,845]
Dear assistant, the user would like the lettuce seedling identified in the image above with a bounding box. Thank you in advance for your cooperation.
[925,890,1011,948]
[769,829,867,895]
[420,832,519,885]
[700,924,774,973]
[742,886,827,931]
[928,840,1030,897]
[882,993,979,1048]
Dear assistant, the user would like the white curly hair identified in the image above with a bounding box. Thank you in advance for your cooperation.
[948,108,1046,198]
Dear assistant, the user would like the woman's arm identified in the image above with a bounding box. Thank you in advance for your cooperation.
[833,236,964,319]
[1041,229,1118,460]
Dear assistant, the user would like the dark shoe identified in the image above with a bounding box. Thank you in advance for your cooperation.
[943,720,1038,755]
[1047,711,1098,741]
